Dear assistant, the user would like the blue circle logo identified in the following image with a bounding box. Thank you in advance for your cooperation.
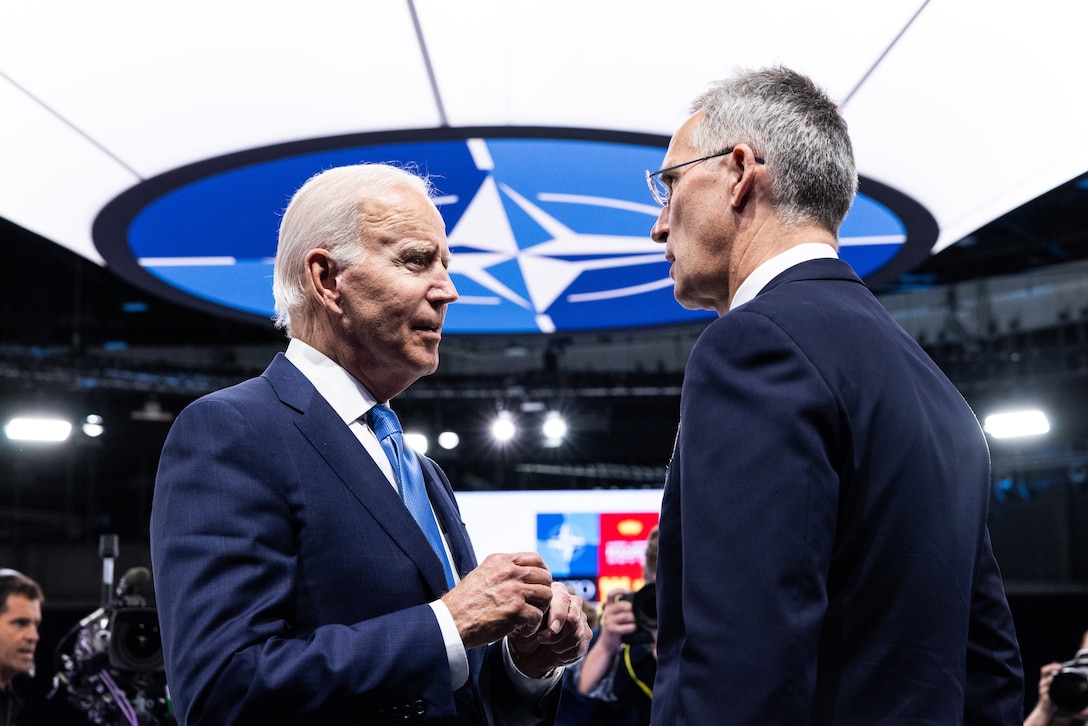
[95,129,934,333]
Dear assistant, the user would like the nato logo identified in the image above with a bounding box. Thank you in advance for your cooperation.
[94,129,935,334]
[537,512,598,579]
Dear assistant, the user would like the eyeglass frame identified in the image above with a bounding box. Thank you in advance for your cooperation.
[645,147,765,208]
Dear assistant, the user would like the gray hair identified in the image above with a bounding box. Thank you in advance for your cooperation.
[272,163,435,336]
[689,66,857,233]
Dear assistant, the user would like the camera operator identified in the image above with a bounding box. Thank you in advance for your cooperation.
[556,527,658,726]
[0,569,43,726]
[50,539,171,726]
[1025,629,1088,726]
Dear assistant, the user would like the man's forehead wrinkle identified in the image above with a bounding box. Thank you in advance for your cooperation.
[359,201,409,230]
[357,193,442,243]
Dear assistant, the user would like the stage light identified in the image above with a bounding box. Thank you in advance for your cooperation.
[983,409,1050,439]
[491,412,516,443]
[82,414,105,438]
[4,417,73,442]
[438,431,460,450]
[404,432,428,455]
[542,412,568,446]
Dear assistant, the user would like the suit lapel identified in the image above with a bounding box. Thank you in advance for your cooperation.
[263,354,453,595]
[418,456,476,578]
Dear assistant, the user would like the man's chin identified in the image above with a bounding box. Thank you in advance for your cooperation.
[675,298,699,311]
[673,290,712,313]
[411,351,441,378]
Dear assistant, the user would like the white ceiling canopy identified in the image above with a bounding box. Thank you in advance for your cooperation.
[1,0,1086,271]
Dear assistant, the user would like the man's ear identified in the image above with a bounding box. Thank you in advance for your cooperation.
[729,145,762,210]
[305,249,341,312]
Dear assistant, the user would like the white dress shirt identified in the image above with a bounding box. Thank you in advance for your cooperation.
[730,242,838,311]
[284,338,558,697]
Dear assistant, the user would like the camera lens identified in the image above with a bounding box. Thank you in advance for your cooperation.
[108,608,165,672]
[620,582,658,645]
[632,582,657,631]
[1049,669,1088,714]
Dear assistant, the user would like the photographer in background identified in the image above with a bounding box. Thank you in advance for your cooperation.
[0,569,43,726]
[556,527,658,726]
[1025,629,1088,726]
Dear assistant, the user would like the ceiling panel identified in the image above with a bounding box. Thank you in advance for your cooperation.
[1,0,1086,296]
[843,1,1088,251]
[421,1,924,131]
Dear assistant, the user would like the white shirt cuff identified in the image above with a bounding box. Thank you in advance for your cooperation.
[502,637,563,699]
[429,600,469,689]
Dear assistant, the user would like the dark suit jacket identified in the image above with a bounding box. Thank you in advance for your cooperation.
[651,259,1024,725]
[150,354,557,725]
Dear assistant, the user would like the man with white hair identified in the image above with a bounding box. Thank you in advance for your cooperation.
[152,163,590,725]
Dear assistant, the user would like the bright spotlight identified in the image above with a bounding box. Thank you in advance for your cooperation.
[82,414,105,438]
[983,409,1050,439]
[542,412,568,443]
[437,431,460,450]
[5,417,73,442]
[491,413,517,443]
[404,432,429,455]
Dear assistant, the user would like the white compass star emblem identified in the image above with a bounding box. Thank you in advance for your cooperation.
[545,522,589,565]
[442,165,669,333]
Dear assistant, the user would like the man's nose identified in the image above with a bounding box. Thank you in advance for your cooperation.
[432,267,459,304]
[650,207,669,245]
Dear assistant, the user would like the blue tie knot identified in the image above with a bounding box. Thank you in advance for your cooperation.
[367,404,402,441]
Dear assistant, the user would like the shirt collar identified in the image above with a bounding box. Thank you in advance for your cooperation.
[729,243,838,311]
[284,338,379,424]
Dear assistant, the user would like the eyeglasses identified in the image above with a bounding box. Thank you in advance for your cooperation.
[645,148,765,207]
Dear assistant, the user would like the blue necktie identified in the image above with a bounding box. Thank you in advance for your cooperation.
[366,404,457,590]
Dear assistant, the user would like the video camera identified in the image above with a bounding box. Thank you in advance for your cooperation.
[1049,648,1088,715]
[52,535,174,725]
[617,581,657,645]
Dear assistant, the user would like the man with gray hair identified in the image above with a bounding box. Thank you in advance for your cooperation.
[152,163,590,725]
[646,66,1023,724]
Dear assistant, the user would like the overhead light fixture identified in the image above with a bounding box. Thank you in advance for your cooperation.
[404,432,428,455]
[82,414,105,438]
[437,431,460,450]
[4,417,73,443]
[542,412,568,447]
[983,409,1050,439]
[491,412,517,443]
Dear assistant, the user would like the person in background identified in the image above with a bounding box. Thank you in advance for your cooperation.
[0,569,43,726]
[646,65,1023,724]
[556,526,658,726]
[151,163,590,725]
[1025,629,1088,726]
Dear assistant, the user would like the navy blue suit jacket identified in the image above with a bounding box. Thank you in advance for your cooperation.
[651,259,1023,725]
[150,354,556,725]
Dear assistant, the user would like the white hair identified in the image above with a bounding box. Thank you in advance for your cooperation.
[271,163,434,336]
